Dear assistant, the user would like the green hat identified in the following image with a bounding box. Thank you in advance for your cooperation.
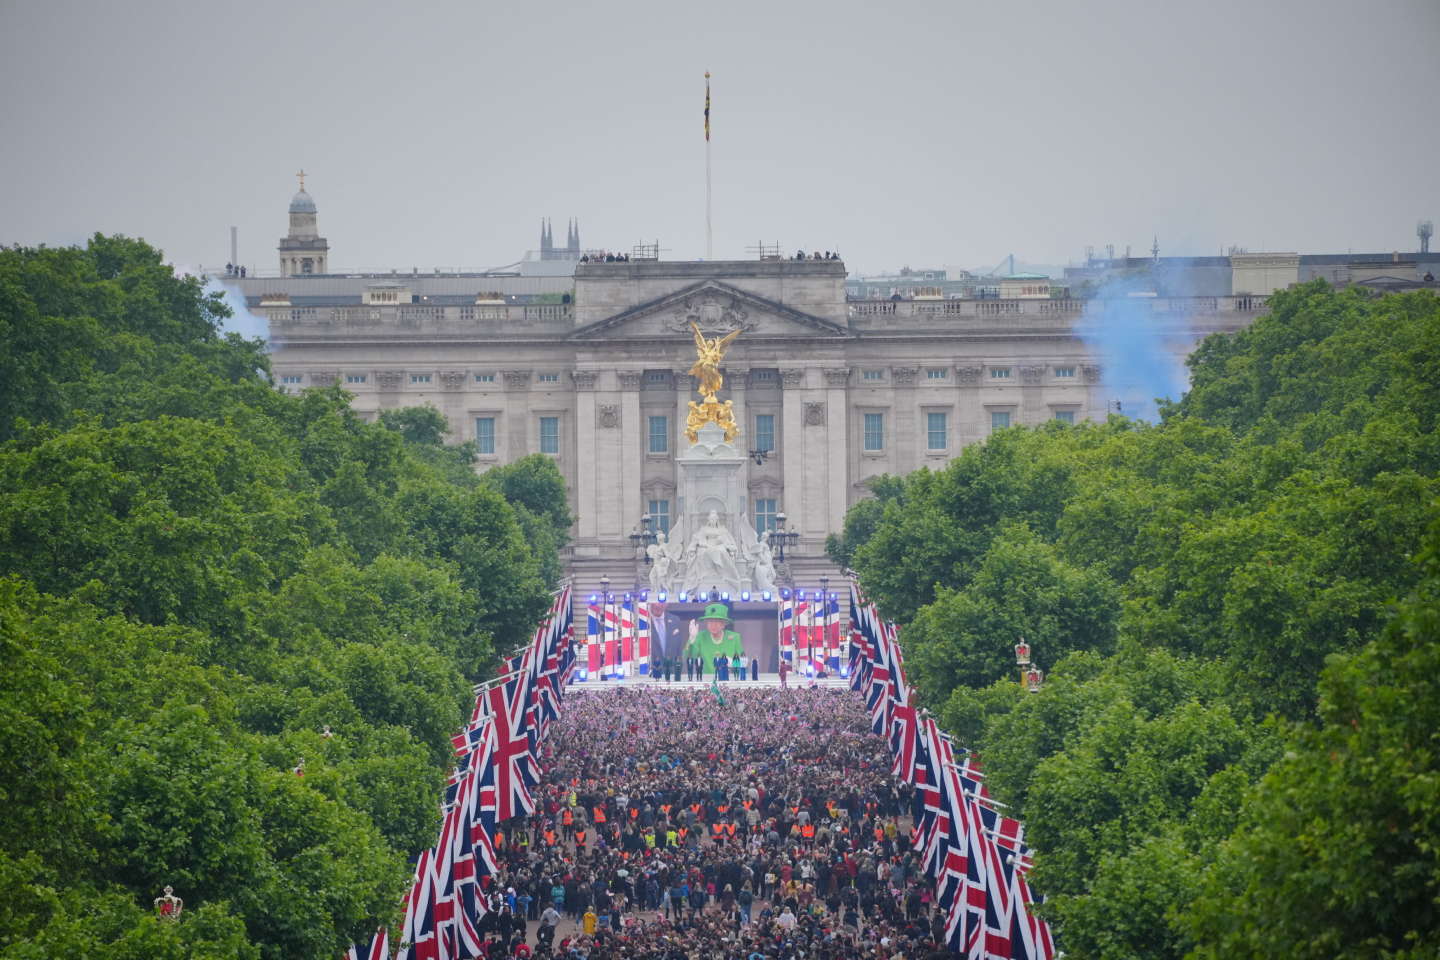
[699,602,731,623]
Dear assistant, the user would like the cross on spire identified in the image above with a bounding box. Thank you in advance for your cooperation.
[296,168,306,191]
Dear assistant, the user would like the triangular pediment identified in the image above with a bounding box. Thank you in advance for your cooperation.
[567,279,851,341]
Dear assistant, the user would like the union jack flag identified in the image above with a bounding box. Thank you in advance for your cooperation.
[346,927,388,960]
[468,676,537,821]
[884,625,920,784]
[602,596,620,677]
[585,599,602,677]
[1006,851,1056,960]
[847,585,876,693]
[635,598,651,673]
[777,593,799,662]
[397,848,447,960]
[820,591,843,670]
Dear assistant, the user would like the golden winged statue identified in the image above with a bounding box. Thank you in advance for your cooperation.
[688,322,742,400]
[685,322,742,443]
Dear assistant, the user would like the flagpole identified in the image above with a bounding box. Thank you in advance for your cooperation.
[705,70,713,261]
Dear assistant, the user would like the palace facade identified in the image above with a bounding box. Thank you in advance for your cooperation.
[244,188,1268,595]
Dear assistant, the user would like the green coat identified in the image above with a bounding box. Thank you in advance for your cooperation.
[686,628,744,662]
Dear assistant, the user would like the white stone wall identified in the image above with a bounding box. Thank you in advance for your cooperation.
[268,264,1264,582]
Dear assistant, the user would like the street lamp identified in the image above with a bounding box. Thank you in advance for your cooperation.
[629,512,658,561]
[1016,637,1042,692]
[772,512,800,562]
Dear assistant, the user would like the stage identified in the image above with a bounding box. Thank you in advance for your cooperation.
[566,673,852,692]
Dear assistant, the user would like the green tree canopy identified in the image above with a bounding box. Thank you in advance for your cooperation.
[0,237,564,958]
[838,285,1440,958]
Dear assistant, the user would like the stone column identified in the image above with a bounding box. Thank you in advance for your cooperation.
[1083,363,1104,422]
[1019,363,1047,424]
[502,369,531,460]
[780,367,805,540]
[674,369,693,520]
[572,370,599,540]
[823,367,851,532]
[891,366,919,473]
[619,370,644,541]
[375,369,403,412]
[729,368,750,519]
[438,370,466,437]
[954,364,982,450]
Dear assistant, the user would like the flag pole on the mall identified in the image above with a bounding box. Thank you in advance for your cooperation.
[705,71,712,261]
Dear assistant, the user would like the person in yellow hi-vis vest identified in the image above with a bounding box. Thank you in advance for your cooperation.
[582,909,598,935]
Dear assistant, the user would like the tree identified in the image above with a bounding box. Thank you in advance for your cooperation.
[377,405,450,446]
[1180,507,1440,960]
[900,523,1119,702]
[0,238,565,956]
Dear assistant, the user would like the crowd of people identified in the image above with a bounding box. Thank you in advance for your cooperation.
[579,252,634,263]
[463,687,953,960]
[794,251,841,261]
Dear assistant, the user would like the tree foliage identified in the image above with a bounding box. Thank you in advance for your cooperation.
[0,237,564,958]
[840,283,1440,958]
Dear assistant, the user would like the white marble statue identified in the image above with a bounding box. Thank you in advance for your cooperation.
[750,530,778,593]
[647,530,685,595]
[682,510,743,596]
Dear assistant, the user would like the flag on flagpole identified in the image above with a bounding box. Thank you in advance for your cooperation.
[346,927,389,960]
[704,71,711,141]
[585,599,601,678]
[710,677,725,707]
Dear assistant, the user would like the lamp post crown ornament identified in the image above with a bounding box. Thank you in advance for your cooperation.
[685,322,741,443]
[154,885,183,920]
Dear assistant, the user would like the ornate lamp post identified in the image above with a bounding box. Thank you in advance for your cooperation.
[630,513,658,561]
[771,512,800,563]
[154,885,184,920]
[1016,637,1043,692]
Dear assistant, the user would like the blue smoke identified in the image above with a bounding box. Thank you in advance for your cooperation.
[1076,270,1195,422]
[206,276,270,347]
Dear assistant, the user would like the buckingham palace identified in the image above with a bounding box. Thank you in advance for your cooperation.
[243,186,1266,594]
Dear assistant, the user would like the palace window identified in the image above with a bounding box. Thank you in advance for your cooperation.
[280,375,303,385]
[751,369,778,383]
[754,498,778,536]
[990,367,1011,380]
[862,369,884,381]
[648,499,671,535]
[345,373,367,384]
[863,412,886,451]
[1054,366,1075,378]
[475,417,495,454]
[539,416,559,454]
[991,410,1012,431]
[648,415,669,454]
[754,414,775,452]
[927,412,948,450]
[926,368,948,380]
[411,373,432,384]
[475,373,496,383]
[1053,410,1075,424]
[537,372,560,383]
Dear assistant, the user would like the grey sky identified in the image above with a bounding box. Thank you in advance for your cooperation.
[2,0,1436,276]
